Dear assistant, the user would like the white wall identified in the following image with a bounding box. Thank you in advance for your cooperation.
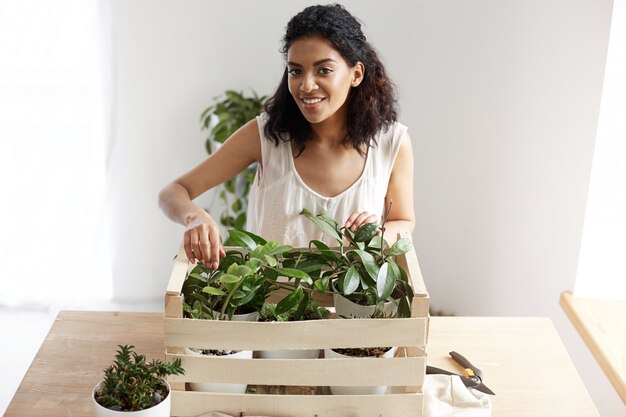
[108,1,621,415]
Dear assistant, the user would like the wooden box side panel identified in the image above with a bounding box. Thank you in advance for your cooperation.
[171,391,423,417]
[166,354,425,387]
[164,317,426,350]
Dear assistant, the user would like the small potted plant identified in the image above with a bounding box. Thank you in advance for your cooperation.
[92,344,184,416]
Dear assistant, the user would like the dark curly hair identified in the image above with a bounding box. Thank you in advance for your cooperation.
[264,4,398,155]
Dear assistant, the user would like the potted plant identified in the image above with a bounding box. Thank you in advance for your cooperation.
[92,345,184,416]
[180,229,310,392]
[258,298,330,359]
[200,90,266,231]
[296,208,414,395]
[299,208,414,319]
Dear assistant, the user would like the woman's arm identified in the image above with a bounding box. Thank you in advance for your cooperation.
[158,118,262,268]
[382,132,415,242]
[344,132,415,243]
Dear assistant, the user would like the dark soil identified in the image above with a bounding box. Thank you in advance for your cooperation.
[331,346,392,357]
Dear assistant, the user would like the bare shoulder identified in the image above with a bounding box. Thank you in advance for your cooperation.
[219,117,262,165]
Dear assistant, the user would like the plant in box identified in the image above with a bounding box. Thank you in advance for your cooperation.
[181,229,314,390]
[299,208,414,319]
[92,345,184,417]
[297,208,414,394]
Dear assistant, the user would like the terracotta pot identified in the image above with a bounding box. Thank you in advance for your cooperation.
[323,346,398,395]
[92,379,171,417]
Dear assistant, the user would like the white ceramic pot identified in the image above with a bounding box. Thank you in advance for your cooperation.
[333,293,398,318]
[185,348,252,393]
[92,379,171,417]
[323,346,398,395]
[186,309,258,393]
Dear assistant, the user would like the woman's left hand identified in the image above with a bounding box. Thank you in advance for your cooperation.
[344,211,379,232]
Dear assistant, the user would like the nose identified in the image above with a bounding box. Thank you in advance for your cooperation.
[300,73,318,93]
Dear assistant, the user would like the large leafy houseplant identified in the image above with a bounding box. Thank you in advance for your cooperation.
[93,345,184,415]
[295,208,414,318]
[200,90,266,231]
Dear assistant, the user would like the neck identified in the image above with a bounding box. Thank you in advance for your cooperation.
[309,106,348,145]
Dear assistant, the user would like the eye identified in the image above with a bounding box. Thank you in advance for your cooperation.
[287,68,302,76]
[318,67,333,75]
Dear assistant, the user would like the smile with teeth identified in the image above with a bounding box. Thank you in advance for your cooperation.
[301,97,325,105]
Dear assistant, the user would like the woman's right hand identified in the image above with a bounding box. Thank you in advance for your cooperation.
[183,211,225,269]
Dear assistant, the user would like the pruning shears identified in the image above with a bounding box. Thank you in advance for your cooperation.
[426,351,495,395]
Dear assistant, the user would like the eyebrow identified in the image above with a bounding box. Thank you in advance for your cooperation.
[287,58,337,67]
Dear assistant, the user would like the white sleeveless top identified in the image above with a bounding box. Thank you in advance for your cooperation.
[246,113,407,247]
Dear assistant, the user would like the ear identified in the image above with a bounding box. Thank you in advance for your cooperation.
[351,62,365,87]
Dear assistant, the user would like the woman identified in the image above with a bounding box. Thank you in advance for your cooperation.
[159,4,414,269]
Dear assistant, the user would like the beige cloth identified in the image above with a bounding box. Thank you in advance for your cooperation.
[423,374,492,417]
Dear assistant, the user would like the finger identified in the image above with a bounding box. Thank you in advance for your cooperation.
[208,226,221,269]
[184,231,195,263]
[344,211,361,229]
[191,236,203,263]
[198,231,211,266]
[351,212,374,231]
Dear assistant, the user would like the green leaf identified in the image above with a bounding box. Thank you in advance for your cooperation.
[228,230,258,252]
[354,222,379,242]
[227,263,253,277]
[264,255,277,267]
[275,268,311,282]
[376,263,395,301]
[268,244,293,256]
[275,286,304,315]
[246,258,262,271]
[310,240,340,261]
[231,199,242,213]
[314,278,328,292]
[343,266,361,295]
[202,286,226,296]
[224,179,236,193]
[300,208,342,243]
[353,250,380,281]
[233,212,247,229]
[319,210,339,229]
[388,238,413,256]
[219,274,241,284]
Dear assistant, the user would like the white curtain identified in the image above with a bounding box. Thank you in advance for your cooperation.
[0,0,112,306]
[575,0,626,300]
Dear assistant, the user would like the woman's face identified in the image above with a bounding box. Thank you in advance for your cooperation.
[286,35,363,126]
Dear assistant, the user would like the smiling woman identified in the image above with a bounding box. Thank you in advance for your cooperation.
[159,4,414,267]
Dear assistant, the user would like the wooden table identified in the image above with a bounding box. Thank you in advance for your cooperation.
[560,290,626,404]
[5,311,599,417]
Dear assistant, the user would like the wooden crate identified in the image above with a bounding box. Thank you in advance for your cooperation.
[164,235,429,417]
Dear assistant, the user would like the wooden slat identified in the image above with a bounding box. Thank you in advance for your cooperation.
[171,391,423,417]
[166,259,189,296]
[560,291,626,404]
[164,317,427,350]
[165,354,425,387]
[164,294,183,318]
[398,232,430,318]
